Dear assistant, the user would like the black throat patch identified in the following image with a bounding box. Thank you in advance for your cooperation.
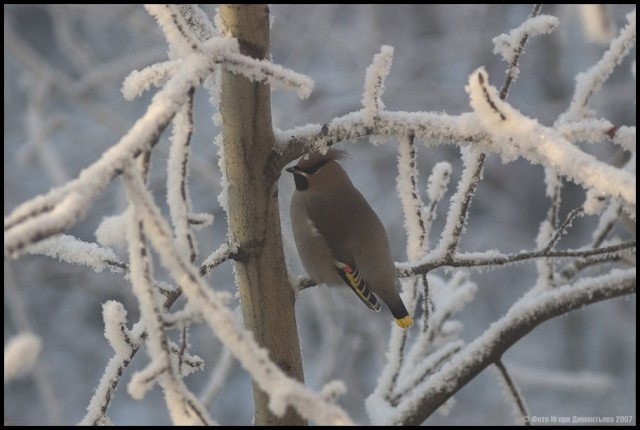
[293,174,309,191]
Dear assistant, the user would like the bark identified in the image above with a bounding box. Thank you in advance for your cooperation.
[219,4,306,426]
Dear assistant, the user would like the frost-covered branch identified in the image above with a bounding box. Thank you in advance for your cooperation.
[397,134,427,262]
[146,5,204,56]
[542,207,584,253]
[398,240,636,277]
[492,4,549,100]
[424,162,452,250]
[26,234,128,274]
[362,45,394,126]
[80,242,232,425]
[370,272,476,418]
[539,167,563,285]
[200,242,239,277]
[5,7,313,259]
[557,9,636,124]
[275,110,636,211]
[383,135,434,399]
[123,169,212,425]
[467,68,635,210]
[361,7,635,422]
[439,147,485,259]
[371,268,635,425]
[167,88,198,263]
[556,120,636,152]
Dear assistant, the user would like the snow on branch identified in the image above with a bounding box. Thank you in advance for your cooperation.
[122,60,181,100]
[397,135,427,262]
[146,5,204,56]
[102,301,136,357]
[403,274,475,370]
[123,167,213,425]
[200,242,239,277]
[427,162,452,205]
[376,135,435,407]
[362,45,394,125]
[421,162,452,257]
[493,13,558,65]
[81,319,145,426]
[437,147,484,260]
[131,15,314,101]
[494,4,544,100]
[26,234,127,274]
[147,5,314,98]
[5,4,634,426]
[81,241,234,425]
[398,240,636,277]
[167,88,199,263]
[556,120,636,152]
[276,107,635,216]
[396,134,429,322]
[371,268,635,426]
[492,9,558,95]
[5,25,312,260]
[467,68,636,211]
[557,9,636,124]
[175,4,217,43]
[368,272,475,423]
[221,48,314,99]
[274,110,487,164]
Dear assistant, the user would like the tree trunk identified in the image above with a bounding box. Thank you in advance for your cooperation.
[218,4,307,426]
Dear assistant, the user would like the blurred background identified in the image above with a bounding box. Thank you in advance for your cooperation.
[4,4,635,425]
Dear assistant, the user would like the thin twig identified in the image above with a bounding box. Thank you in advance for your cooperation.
[495,358,530,426]
[499,4,543,100]
[543,207,584,253]
[400,240,636,277]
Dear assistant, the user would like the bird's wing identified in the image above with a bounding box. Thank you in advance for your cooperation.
[334,261,381,312]
[304,188,382,312]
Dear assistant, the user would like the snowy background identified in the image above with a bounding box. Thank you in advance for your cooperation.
[3,4,635,425]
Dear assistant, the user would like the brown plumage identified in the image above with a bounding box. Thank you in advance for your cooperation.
[286,149,413,328]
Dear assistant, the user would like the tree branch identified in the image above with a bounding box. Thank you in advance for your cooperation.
[391,268,635,425]
[495,359,530,426]
[398,240,636,276]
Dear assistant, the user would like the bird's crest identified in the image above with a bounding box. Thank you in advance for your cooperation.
[296,148,350,172]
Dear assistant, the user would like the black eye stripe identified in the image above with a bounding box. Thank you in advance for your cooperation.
[301,160,328,174]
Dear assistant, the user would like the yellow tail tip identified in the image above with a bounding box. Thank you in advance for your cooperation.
[395,315,413,329]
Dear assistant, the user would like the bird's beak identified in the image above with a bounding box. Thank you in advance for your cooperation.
[285,166,297,174]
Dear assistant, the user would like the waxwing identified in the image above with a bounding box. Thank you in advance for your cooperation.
[286,149,413,329]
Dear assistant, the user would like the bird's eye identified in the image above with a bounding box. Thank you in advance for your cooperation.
[306,165,321,174]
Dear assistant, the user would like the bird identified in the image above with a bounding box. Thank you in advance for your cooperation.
[286,149,413,329]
